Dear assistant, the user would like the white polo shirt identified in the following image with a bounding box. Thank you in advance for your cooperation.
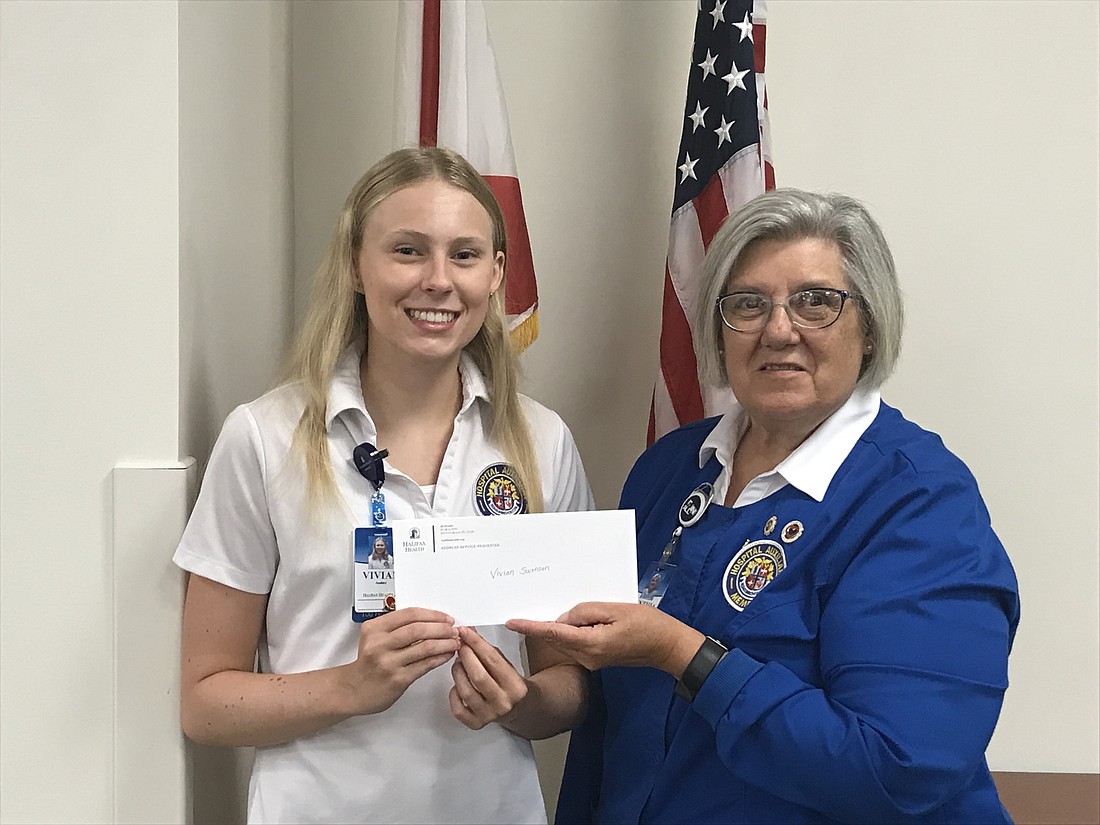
[175,346,595,825]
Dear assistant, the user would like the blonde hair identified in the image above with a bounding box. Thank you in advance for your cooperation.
[282,146,543,514]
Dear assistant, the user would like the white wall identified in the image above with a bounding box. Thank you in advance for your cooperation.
[0,1,181,821]
[178,2,295,822]
[0,0,295,820]
[289,0,1099,787]
[180,0,295,465]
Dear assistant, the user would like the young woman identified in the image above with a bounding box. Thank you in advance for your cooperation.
[175,147,593,824]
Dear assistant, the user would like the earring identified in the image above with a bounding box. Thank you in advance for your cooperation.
[863,342,873,354]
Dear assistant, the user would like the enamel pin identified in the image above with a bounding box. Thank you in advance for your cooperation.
[781,520,804,543]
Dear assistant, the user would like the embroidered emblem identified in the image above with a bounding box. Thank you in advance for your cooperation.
[723,539,787,612]
[781,520,804,543]
[763,515,777,536]
[474,463,527,516]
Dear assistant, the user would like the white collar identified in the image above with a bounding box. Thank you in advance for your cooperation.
[325,343,490,432]
[326,344,368,430]
[457,352,491,413]
[699,387,881,504]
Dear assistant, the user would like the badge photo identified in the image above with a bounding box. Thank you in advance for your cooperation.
[638,561,675,608]
[723,539,787,612]
[352,525,396,622]
[474,463,528,516]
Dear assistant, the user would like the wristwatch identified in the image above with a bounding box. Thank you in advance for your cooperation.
[674,636,728,701]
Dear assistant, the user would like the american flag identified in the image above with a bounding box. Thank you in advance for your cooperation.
[394,0,539,352]
[649,0,774,442]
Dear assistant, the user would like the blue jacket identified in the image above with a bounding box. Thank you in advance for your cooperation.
[557,403,1019,824]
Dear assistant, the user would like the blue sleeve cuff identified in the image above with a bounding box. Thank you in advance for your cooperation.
[692,646,763,726]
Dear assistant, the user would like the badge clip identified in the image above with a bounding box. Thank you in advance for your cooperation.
[353,443,389,490]
[660,526,682,563]
[657,483,716,566]
[678,482,714,528]
[354,443,390,527]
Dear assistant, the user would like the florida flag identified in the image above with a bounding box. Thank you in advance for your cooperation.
[394,0,539,352]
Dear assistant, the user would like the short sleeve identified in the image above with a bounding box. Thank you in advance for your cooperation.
[173,405,279,594]
[539,409,595,514]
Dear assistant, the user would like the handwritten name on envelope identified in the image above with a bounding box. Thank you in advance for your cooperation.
[391,510,639,626]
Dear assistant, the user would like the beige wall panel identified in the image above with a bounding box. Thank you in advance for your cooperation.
[0,2,182,821]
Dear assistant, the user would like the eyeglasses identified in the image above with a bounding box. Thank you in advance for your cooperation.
[716,288,856,332]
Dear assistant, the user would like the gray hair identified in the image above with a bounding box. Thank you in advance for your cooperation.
[695,188,904,390]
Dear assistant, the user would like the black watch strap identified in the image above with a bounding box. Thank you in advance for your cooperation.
[675,636,728,702]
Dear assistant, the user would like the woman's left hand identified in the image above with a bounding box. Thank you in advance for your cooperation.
[507,602,704,677]
[448,625,529,730]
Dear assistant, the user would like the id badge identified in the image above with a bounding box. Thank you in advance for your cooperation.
[638,561,675,608]
[353,526,396,622]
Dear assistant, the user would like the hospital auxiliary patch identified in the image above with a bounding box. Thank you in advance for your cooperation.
[723,539,787,611]
[473,463,527,516]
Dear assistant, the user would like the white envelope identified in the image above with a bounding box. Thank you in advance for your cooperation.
[390,510,639,626]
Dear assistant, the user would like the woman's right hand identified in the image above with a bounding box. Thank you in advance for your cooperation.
[340,607,460,715]
[508,601,703,677]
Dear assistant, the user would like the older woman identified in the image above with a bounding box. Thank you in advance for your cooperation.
[511,189,1019,823]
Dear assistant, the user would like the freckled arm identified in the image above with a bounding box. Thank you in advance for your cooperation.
[180,574,459,747]
[180,575,359,747]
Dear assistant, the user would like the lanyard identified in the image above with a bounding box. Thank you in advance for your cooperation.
[352,443,394,623]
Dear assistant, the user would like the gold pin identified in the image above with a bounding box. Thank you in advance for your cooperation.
[763,515,777,536]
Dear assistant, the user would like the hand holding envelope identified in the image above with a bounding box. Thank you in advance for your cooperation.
[506,602,705,678]
[391,510,640,626]
[387,510,707,681]
[448,625,530,730]
[346,607,460,715]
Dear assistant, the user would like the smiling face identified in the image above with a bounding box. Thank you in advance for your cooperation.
[722,237,867,439]
[372,538,389,559]
[356,178,504,368]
